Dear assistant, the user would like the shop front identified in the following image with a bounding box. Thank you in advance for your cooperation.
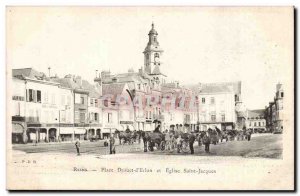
[59,127,74,142]
[87,123,102,140]
[102,123,117,139]
[74,128,86,140]
[12,122,25,144]
[12,116,26,144]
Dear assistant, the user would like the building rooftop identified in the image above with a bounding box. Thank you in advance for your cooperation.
[102,83,126,97]
[51,77,77,89]
[200,85,233,94]
[81,80,101,98]
[185,81,241,95]
[50,76,95,96]
[247,109,265,119]
[12,68,48,81]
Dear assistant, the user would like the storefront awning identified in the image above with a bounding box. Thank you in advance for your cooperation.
[59,127,74,134]
[74,128,86,134]
[12,123,24,133]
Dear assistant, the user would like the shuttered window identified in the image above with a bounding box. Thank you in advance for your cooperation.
[37,90,41,103]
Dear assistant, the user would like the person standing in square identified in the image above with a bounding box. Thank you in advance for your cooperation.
[188,132,196,154]
[75,139,80,156]
[203,132,211,153]
[109,134,116,154]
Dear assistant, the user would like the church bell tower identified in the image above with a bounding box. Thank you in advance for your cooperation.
[143,23,164,74]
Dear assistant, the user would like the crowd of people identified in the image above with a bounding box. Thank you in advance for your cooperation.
[73,125,253,156]
[161,126,253,155]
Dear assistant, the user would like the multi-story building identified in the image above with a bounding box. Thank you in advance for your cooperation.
[102,70,150,131]
[12,68,74,143]
[52,75,91,141]
[11,76,27,143]
[187,82,244,131]
[245,109,266,133]
[264,83,284,133]
[84,78,102,139]
[161,82,198,132]
[101,82,135,138]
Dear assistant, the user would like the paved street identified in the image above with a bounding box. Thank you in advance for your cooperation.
[12,139,143,155]
[12,134,282,159]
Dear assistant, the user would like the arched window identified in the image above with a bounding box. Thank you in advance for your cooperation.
[154,53,159,58]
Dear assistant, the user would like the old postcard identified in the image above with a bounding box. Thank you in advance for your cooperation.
[6,6,294,190]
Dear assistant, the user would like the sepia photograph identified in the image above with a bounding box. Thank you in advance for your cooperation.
[6,6,294,190]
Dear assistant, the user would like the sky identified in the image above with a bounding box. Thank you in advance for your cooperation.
[6,7,294,110]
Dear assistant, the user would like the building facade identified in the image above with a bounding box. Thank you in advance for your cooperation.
[161,83,198,132]
[245,109,266,133]
[12,68,75,143]
[264,83,284,133]
[187,82,244,131]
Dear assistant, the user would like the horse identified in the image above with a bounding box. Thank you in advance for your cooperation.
[115,130,135,145]
[135,130,143,144]
[141,131,165,152]
[227,129,238,141]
